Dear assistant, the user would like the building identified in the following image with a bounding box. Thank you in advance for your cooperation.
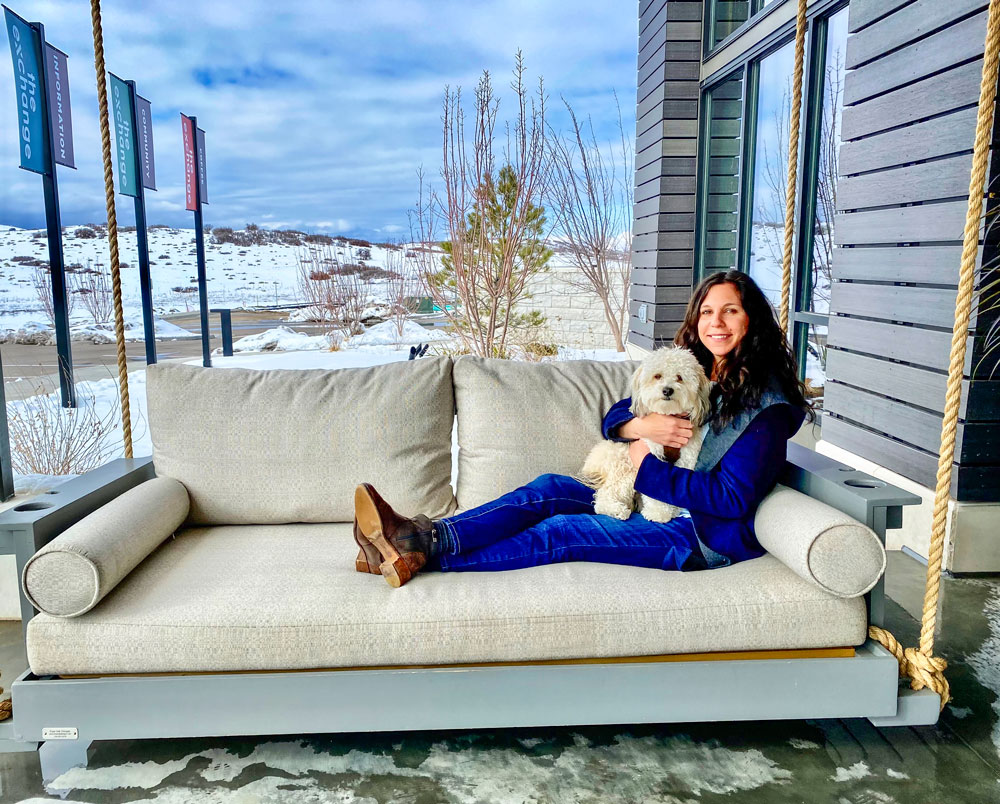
[630,0,999,570]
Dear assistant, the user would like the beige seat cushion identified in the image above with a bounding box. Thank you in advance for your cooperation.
[26,523,867,676]
[454,356,638,509]
[146,359,456,525]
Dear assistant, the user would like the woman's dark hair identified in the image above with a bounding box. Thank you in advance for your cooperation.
[674,270,813,429]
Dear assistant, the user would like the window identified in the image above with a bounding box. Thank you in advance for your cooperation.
[706,0,784,53]
[697,72,744,276]
[695,3,849,406]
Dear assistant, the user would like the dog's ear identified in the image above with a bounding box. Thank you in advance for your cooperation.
[629,366,649,417]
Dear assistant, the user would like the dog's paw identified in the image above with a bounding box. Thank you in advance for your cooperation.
[595,500,633,520]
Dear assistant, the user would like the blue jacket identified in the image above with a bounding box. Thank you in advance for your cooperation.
[601,396,805,565]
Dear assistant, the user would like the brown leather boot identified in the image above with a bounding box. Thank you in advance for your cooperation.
[354,483,435,588]
[353,517,381,573]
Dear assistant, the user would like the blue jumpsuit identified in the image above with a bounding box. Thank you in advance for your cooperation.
[430,401,804,573]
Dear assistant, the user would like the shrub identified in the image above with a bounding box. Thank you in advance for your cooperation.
[525,341,559,357]
[304,233,334,245]
[7,384,125,475]
[74,228,96,239]
[356,247,372,261]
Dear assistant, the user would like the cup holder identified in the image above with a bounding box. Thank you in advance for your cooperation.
[13,501,55,512]
[844,478,886,489]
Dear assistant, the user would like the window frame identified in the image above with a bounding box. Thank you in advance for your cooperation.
[695,0,848,385]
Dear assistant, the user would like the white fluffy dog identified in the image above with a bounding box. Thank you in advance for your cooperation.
[580,346,711,522]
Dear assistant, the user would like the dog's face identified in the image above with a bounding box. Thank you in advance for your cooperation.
[630,346,710,425]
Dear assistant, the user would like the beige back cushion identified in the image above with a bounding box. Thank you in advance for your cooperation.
[454,356,638,509]
[146,359,456,525]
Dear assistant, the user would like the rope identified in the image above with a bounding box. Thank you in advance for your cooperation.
[867,0,1000,711]
[89,0,133,459]
[778,0,807,335]
[0,682,9,721]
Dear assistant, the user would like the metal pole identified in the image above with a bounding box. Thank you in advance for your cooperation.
[190,115,211,368]
[0,348,14,501]
[211,308,234,356]
[35,22,75,408]
[127,80,156,365]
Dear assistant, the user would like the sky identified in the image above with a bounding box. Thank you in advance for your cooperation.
[1,1,638,239]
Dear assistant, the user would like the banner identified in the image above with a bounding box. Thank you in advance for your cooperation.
[196,127,208,204]
[43,43,73,168]
[135,94,155,190]
[181,113,197,211]
[109,73,137,197]
[3,6,48,173]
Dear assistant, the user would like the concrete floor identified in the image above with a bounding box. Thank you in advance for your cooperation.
[0,553,998,803]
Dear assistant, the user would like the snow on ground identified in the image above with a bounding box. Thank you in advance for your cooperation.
[345,319,451,347]
[5,314,198,345]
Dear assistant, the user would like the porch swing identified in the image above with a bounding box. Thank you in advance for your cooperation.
[0,0,992,772]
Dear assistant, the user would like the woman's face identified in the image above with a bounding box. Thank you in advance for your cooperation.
[697,282,750,363]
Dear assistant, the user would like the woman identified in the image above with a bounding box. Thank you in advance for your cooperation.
[354,270,813,587]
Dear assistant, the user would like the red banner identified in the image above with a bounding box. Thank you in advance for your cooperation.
[181,114,197,211]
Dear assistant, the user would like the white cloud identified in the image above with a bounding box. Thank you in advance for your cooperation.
[0,0,637,237]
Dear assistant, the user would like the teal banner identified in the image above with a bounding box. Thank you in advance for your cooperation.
[4,5,49,174]
[109,73,138,197]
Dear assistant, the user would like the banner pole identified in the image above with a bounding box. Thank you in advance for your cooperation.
[0,349,14,502]
[35,21,75,408]
[190,115,211,368]
[127,80,156,364]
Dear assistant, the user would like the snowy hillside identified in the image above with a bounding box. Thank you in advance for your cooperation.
[0,224,432,331]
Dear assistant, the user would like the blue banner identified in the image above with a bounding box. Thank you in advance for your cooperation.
[109,73,137,197]
[4,5,49,174]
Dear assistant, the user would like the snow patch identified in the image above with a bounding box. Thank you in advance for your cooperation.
[831,761,871,782]
[966,586,1000,761]
[788,737,821,750]
[886,768,910,780]
[344,318,450,347]
[229,325,331,353]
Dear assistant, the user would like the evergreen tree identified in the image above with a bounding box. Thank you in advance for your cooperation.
[429,164,552,357]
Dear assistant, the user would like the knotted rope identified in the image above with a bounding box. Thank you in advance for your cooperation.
[0,682,10,721]
[778,0,807,335]
[89,0,133,459]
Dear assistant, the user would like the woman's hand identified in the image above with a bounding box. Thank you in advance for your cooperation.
[621,413,693,449]
[628,437,651,469]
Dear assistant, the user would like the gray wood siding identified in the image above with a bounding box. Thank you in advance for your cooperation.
[629,0,702,350]
[827,0,999,502]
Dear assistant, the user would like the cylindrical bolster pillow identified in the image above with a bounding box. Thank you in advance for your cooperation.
[754,485,886,598]
[22,477,190,617]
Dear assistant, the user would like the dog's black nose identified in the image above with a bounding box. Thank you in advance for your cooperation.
[662,386,674,399]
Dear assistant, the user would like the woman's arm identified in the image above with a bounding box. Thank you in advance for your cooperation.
[602,398,694,446]
[633,404,802,518]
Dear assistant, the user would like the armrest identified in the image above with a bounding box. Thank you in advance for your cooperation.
[780,443,921,530]
[21,476,189,617]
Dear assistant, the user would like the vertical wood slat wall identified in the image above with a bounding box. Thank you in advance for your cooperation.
[630,0,704,350]
[825,0,1000,502]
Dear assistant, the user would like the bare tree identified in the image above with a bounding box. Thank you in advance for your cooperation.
[413,52,551,358]
[296,244,368,342]
[31,265,74,324]
[72,259,114,324]
[547,94,633,351]
[382,241,416,343]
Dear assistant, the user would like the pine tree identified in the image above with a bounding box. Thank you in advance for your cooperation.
[430,164,552,357]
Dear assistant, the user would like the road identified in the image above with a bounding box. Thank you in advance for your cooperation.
[1,310,334,401]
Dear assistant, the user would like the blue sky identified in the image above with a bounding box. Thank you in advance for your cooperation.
[1,1,637,238]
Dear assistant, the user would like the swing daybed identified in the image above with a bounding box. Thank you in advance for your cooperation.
[0,355,933,782]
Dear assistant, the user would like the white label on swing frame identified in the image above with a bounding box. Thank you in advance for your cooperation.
[42,727,78,740]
